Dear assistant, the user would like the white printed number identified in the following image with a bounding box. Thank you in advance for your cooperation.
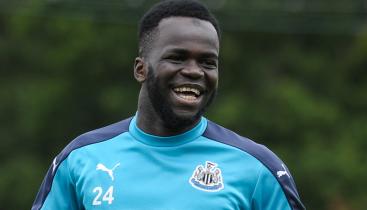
[92,186,114,205]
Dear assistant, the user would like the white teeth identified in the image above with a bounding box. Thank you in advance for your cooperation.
[179,95,196,101]
[173,87,200,96]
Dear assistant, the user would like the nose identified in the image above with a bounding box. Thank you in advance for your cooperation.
[180,60,204,79]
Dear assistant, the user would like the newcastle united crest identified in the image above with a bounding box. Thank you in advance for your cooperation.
[189,161,224,192]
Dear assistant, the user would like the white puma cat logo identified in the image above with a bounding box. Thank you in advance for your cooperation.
[277,164,290,178]
[52,157,58,173]
[96,163,120,181]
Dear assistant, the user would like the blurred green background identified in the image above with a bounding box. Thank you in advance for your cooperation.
[1,0,366,209]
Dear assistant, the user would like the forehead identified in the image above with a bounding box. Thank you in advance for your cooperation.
[152,17,219,55]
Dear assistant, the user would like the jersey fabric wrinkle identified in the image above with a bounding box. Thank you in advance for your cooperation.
[32,116,306,210]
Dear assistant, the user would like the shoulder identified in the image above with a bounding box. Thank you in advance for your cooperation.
[32,117,133,210]
[203,120,283,174]
[203,120,305,210]
[55,117,132,171]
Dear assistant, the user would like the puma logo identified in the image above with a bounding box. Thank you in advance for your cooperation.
[52,157,58,173]
[96,163,120,181]
[277,164,290,178]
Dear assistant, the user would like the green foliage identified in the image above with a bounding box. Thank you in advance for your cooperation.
[1,0,366,209]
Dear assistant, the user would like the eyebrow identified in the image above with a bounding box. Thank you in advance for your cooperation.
[164,48,218,59]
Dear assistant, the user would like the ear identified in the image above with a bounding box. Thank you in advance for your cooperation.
[134,57,147,83]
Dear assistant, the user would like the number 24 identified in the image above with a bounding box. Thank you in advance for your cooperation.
[92,186,114,205]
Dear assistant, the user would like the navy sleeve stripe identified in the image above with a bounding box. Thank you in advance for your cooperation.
[31,117,132,210]
[203,120,306,210]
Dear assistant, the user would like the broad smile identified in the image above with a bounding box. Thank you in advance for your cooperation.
[172,84,205,105]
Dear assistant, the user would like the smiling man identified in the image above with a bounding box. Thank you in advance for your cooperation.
[32,1,305,210]
[135,14,219,136]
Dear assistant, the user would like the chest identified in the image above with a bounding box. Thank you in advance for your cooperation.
[72,143,256,210]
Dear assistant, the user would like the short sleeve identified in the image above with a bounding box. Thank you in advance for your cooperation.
[251,166,292,210]
[32,157,80,210]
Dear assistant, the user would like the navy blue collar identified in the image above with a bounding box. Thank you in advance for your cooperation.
[129,115,207,147]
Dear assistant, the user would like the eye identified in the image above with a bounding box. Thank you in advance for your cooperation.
[164,55,185,64]
[200,59,218,69]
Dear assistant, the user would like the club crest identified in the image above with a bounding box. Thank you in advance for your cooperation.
[189,161,224,192]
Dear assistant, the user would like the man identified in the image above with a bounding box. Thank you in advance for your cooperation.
[32,0,305,209]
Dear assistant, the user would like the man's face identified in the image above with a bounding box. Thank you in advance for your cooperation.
[144,17,219,128]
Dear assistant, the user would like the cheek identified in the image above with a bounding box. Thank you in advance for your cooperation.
[206,70,219,89]
[156,63,179,77]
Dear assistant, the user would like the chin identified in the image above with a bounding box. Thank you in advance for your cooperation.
[174,110,200,121]
[161,108,202,130]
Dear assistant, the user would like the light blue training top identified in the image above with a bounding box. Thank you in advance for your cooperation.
[32,116,305,210]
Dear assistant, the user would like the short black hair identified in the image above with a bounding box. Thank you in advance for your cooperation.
[138,0,220,57]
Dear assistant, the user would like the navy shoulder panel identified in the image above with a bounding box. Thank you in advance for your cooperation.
[203,120,305,210]
[57,117,132,162]
[32,117,132,210]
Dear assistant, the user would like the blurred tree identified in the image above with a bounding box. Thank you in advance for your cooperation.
[0,0,366,209]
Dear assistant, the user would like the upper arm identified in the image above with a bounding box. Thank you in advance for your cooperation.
[32,157,81,210]
[251,166,292,210]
